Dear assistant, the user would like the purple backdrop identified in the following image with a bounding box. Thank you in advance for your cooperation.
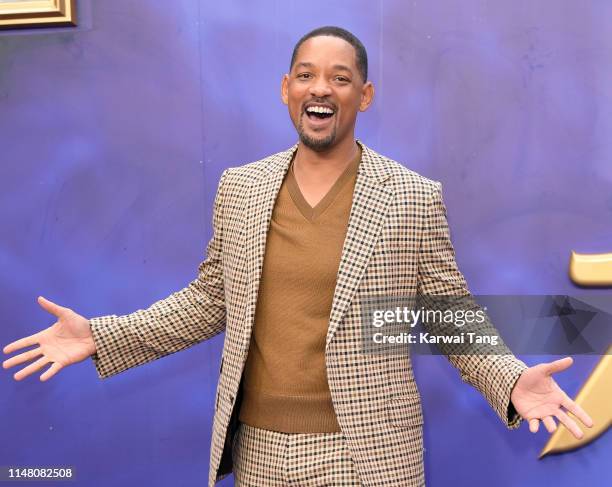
[0,1,610,486]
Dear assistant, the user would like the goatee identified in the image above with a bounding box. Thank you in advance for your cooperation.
[297,119,337,152]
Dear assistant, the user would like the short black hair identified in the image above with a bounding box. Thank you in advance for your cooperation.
[290,26,368,82]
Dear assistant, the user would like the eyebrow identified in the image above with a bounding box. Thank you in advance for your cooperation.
[331,64,353,73]
[294,62,354,74]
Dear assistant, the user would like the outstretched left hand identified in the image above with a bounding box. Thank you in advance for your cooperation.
[510,357,594,439]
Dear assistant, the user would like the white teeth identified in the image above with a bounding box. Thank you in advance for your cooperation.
[306,106,334,114]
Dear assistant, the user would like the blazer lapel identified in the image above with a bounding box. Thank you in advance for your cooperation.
[239,146,297,355]
[325,143,394,349]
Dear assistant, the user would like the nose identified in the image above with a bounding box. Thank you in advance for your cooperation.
[309,78,332,98]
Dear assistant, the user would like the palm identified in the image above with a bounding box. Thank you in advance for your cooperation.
[2,296,96,381]
[38,315,95,365]
[511,357,593,439]
[512,364,568,417]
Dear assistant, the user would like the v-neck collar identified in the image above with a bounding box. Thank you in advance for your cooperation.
[286,147,361,222]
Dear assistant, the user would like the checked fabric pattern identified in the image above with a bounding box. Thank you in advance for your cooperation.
[232,423,362,486]
[88,141,528,486]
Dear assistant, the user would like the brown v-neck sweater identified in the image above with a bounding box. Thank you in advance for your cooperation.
[238,147,361,433]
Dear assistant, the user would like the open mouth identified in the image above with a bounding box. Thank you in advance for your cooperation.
[304,104,335,122]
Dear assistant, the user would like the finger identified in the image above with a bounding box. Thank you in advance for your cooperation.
[529,419,540,433]
[562,396,594,428]
[542,416,557,434]
[3,332,41,355]
[37,296,67,318]
[40,362,63,382]
[555,409,583,439]
[2,347,43,369]
[13,356,51,381]
[545,357,573,375]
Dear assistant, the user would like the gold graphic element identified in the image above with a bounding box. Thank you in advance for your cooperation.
[540,252,612,457]
[569,251,612,286]
[0,1,76,29]
[539,345,612,457]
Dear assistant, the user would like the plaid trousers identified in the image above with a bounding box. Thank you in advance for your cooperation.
[232,422,363,486]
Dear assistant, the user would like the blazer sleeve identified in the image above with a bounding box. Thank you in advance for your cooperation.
[87,169,230,379]
[416,181,528,429]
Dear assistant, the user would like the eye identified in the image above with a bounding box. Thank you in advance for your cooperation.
[335,76,350,83]
[297,73,313,80]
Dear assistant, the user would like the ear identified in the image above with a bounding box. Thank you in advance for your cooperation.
[281,74,289,105]
[359,81,375,112]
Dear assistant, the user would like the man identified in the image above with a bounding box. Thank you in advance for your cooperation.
[2,26,593,486]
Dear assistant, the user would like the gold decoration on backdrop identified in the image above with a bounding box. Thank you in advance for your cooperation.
[541,251,612,457]
[569,251,612,286]
[539,345,611,457]
[0,0,76,29]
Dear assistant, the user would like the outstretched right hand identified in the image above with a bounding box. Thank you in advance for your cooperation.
[2,296,97,382]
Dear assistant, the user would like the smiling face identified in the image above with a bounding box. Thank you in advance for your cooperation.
[282,35,374,152]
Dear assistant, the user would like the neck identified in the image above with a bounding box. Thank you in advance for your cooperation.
[293,135,359,175]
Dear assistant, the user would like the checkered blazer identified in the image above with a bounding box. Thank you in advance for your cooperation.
[89,141,528,486]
